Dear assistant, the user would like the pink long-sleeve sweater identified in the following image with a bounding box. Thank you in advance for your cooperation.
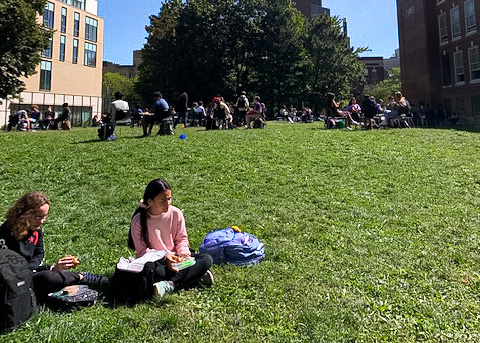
[131,205,190,258]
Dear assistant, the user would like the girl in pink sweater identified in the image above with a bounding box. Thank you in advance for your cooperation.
[129,179,213,297]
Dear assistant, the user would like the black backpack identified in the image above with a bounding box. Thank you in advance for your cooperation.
[98,123,115,140]
[0,250,36,333]
[253,117,265,129]
[109,261,163,305]
[237,97,246,108]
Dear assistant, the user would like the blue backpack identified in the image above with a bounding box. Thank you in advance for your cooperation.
[199,227,265,266]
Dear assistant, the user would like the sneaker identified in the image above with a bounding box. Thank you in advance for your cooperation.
[198,270,214,289]
[352,120,360,125]
[346,126,353,130]
[80,272,109,291]
[153,281,175,298]
[107,134,116,141]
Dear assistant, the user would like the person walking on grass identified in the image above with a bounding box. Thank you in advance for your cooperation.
[235,91,249,126]
[174,92,188,129]
[128,179,213,297]
[0,192,108,303]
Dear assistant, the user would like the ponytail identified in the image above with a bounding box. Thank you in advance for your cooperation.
[127,207,151,250]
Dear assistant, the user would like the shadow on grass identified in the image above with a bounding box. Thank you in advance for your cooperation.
[310,124,480,133]
[414,124,480,133]
[76,135,147,144]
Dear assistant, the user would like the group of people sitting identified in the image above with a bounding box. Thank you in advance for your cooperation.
[277,105,314,123]
[106,91,266,138]
[7,103,71,132]
[325,91,414,130]
[0,178,214,306]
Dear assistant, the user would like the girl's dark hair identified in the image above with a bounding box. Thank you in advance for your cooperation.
[128,179,172,250]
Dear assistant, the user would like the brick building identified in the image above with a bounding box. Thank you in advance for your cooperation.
[293,0,330,19]
[103,50,142,79]
[1,0,104,127]
[360,57,385,86]
[397,0,480,123]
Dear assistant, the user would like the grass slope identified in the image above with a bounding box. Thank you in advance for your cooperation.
[0,123,479,342]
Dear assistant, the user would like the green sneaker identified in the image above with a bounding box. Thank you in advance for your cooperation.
[153,281,174,297]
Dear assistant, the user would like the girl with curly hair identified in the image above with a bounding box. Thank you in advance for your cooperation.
[0,192,108,302]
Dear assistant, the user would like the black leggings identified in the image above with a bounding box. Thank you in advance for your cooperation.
[154,253,212,290]
[32,270,81,302]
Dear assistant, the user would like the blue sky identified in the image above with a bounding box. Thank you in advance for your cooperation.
[99,0,399,65]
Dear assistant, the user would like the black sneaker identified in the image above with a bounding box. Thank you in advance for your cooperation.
[198,270,214,289]
[80,272,109,291]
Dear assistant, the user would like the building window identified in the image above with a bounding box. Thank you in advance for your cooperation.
[40,61,52,91]
[74,12,80,37]
[42,37,53,58]
[469,46,480,80]
[438,13,448,44]
[73,0,85,10]
[61,7,67,33]
[85,17,98,42]
[442,54,452,86]
[43,2,54,29]
[454,50,465,83]
[465,0,477,34]
[59,0,84,10]
[73,38,78,64]
[84,42,97,67]
[60,35,66,62]
[450,7,461,39]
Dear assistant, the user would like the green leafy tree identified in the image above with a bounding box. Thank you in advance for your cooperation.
[366,67,402,103]
[137,0,307,108]
[249,0,307,115]
[304,14,366,113]
[103,72,140,106]
[137,1,365,115]
[135,0,183,105]
[0,0,52,99]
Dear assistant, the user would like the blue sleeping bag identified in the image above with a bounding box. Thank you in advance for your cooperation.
[199,228,265,266]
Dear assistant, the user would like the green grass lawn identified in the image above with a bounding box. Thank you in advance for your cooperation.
[1,123,480,342]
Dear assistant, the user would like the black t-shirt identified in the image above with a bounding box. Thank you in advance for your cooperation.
[0,221,47,271]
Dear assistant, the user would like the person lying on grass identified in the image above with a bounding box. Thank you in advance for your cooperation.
[128,179,214,297]
[0,192,108,303]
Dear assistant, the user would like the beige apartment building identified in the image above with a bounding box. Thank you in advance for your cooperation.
[1,0,103,127]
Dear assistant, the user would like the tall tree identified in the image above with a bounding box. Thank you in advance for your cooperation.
[136,0,183,105]
[304,14,366,113]
[249,0,307,114]
[103,72,140,105]
[366,67,402,103]
[137,1,366,114]
[0,0,52,99]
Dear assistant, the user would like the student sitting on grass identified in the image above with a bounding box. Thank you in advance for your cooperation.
[0,192,108,302]
[128,179,214,297]
[325,92,358,130]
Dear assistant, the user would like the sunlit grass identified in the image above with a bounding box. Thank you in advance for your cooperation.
[1,123,479,342]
